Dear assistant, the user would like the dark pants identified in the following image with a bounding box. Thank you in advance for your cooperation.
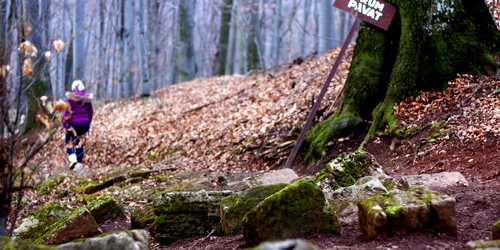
[65,123,90,163]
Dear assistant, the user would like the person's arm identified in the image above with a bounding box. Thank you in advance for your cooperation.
[88,102,94,124]
[62,100,72,129]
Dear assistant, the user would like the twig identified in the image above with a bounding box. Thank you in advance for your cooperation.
[462,79,484,104]
[189,229,215,250]
[489,89,500,97]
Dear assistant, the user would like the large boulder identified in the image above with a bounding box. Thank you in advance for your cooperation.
[151,190,232,244]
[242,179,340,246]
[314,150,391,199]
[34,207,101,245]
[86,195,126,223]
[13,203,71,243]
[358,187,457,239]
[220,184,287,235]
[57,230,149,250]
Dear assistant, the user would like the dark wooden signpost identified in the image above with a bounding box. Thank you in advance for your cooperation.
[284,0,397,168]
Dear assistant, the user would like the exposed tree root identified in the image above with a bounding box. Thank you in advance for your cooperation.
[304,112,362,163]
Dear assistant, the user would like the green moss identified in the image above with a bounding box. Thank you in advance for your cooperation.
[221,184,286,235]
[37,175,67,196]
[242,179,339,246]
[386,205,403,217]
[131,203,155,228]
[304,113,363,162]
[151,213,210,244]
[86,195,125,223]
[154,175,170,183]
[492,220,500,240]
[14,203,71,243]
[314,150,384,189]
[129,169,153,178]
[0,237,57,249]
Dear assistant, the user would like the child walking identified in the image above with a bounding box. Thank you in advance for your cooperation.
[63,80,94,169]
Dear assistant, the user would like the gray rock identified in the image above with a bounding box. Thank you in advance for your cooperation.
[57,230,149,250]
[242,179,339,246]
[13,203,71,243]
[314,150,390,196]
[399,172,468,191]
[466,240,500,250]
[328,176,388,225]
[151,190,233,244]
[256,239,320,250]
[86,195,126,223]
[36,207,102,245]
[244,168,299,187]
[357,187,457,239]
[220,184,286,235]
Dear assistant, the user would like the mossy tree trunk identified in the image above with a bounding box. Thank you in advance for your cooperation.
[305,0,500,161]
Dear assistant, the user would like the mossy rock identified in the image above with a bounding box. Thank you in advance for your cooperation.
[242,179,340,246]
[150,213,212,244]
[153,190,233,214]
[314,150,389,194]
[466,240,500,250]
[128,169,153,178]
[36,175,67,196]
[493,220,500,240]
[0,237,56,250]
[86,195,126,223]
[357,187,456,239]
[13,203,71,243]
[80,175,127,194]
[57,229,149,250]
[131,203,155,229]
[34,207,101,245]
[221,184,287,235]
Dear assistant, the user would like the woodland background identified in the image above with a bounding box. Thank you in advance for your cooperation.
[2,0,356,102]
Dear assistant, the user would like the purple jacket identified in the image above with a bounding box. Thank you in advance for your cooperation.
[63,90,94,128]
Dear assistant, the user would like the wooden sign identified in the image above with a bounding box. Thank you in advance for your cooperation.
[334,0,397,30]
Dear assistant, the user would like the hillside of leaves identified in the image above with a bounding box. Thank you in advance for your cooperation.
[31,0,500,179]
[33,47,353,176]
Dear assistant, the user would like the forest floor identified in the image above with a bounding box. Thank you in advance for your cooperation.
[18,1,500,249]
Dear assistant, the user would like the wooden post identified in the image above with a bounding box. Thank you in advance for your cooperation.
[284,17,361,169]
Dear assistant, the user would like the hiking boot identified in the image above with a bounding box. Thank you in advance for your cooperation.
[68,154,77,169]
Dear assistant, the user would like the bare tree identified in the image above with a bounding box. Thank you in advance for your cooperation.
[138,0,151,97]
[176,0,197,82]
[318,0,335,55]
[271,0,282,67]
[73,0,85,81]
[217,0,233,76]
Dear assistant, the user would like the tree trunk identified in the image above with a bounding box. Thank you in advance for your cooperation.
[271,0,282,67]
[318,0,335,55]
[126,0,136,97]
[305,0,500,161]
[138,0,151,97]
[245,0,260,71]
[176,0,197,83]
[73,0,85,81]
[217,0,233,76]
